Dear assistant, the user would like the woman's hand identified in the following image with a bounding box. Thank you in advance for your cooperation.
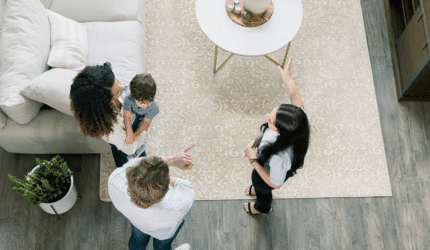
[244,140,257,161]
[278,57,294,84]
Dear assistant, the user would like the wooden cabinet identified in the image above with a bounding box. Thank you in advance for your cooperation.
[385,0,430,101]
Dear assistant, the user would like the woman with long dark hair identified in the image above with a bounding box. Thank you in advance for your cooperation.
[70,63,149,167]
[244,57,310,214]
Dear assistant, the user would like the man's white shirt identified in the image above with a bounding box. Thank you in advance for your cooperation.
[108,158,196,240]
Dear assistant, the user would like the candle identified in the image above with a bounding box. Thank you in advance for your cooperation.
[227,2,234,12]
[244,0,271,14]
[233,0,241,5]
[234,4,242,14]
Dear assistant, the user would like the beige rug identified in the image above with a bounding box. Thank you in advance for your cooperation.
[100,0,392,201]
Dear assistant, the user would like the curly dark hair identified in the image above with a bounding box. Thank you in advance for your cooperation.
[130,74,157,102]
[126,156,170,208]
[253,104,310,181]
[70,62,119,139]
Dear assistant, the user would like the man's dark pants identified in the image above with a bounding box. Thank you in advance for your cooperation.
[129,220,185,250]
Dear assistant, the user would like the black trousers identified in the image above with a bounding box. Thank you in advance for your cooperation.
[251,169,274,213]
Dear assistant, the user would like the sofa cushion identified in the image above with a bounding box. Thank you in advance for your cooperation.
[83,21,145,84]
[0,0,50,124]
[48,0,142,23]
[21,68,78,116]
[0,109,111,153]
[47,10,88,71]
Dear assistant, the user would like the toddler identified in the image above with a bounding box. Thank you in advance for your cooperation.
[123,74,159,145]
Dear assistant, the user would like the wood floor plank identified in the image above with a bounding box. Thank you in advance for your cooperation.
[316,198,338,250]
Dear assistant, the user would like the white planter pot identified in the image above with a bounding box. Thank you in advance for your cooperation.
[29,166,78,215]
[244,0,271,14]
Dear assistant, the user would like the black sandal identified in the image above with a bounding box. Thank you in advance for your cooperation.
[244,202,256,215]
[244,202,273,215]
[245,185,256,196]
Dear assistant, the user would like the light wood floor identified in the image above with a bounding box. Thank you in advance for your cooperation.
[1,1,430,249]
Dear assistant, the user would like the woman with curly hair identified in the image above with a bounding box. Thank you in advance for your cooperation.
[243,57,310,215]
[70,62,146,167]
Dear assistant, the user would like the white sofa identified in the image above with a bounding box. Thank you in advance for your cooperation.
[0,0,145,154]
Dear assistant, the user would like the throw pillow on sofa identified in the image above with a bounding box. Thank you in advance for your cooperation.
[0,0,50,125]
[21,68,78,116]
[46,10,88,71]
[83,21,145,84]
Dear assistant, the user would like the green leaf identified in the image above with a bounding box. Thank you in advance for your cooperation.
[35,158,42,166]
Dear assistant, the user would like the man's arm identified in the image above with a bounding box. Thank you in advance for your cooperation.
[162,144,195,169]
[165,178,196,211]
[123,110,134,144]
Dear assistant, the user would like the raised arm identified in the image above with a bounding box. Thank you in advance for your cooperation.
[278,57,304,109]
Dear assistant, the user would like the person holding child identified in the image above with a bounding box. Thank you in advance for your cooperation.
[243,57,311,215]
[70,62,159,167]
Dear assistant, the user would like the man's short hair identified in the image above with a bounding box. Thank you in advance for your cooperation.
[126,156,169,208]
[130,74,157,103]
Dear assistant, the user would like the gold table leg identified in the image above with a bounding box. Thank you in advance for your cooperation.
[213,45,233,73]
[213,42,291,72]
[265,42,292,68]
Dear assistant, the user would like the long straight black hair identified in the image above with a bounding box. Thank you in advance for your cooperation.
[253,104,310,180]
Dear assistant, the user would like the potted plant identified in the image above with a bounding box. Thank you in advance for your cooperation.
[8,155,78,215]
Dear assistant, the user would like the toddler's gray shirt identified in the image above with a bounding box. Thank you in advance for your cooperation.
[123,85,159,119]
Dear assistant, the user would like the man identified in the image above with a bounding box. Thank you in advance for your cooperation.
[108,145,195,250]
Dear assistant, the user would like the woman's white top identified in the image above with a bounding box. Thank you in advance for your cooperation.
[101,84,147,155]
[108,158,196,240]
[258,106,309,186]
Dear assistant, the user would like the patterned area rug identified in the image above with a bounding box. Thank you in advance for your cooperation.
[100,0,392,201]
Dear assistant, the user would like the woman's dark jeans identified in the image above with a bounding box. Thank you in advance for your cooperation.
[251,169,274,213]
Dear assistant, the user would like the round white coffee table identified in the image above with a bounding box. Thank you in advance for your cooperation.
[196,0,303,73]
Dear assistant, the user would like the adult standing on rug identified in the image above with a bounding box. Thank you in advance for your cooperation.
[243,57,310,214]
[109,146,194,250]
[70,62,154,167]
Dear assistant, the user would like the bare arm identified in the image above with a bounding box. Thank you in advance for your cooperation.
[162,144,195,170]
[134,117,152,137]
[278,57,304,109]
[123,110,134,144]
[245,141,281,189]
